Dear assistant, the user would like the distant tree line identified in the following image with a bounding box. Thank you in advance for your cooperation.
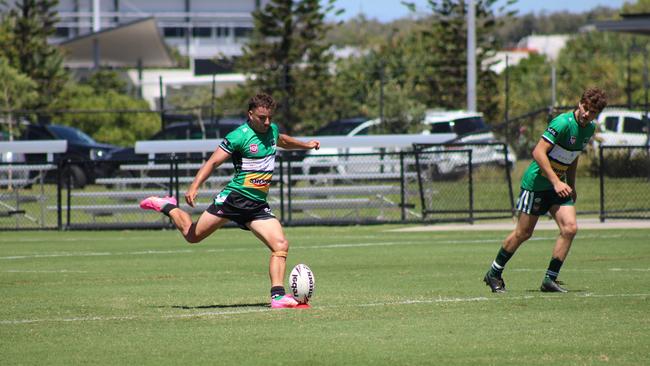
[2,0,649,155]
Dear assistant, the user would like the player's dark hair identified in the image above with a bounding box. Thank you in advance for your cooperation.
[248,92,277,112]
[580,87,608,112]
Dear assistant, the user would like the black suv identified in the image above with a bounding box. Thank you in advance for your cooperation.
[20,123,120,187]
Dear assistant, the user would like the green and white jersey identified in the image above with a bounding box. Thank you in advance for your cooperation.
[521,111,596,191]
[218,122,279,202]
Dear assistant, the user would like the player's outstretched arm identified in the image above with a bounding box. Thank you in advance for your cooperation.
[278,134,320,150]
[185,148,230,207]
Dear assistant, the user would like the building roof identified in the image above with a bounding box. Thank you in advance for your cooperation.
[594,13,650,35]
[58,17,175,68]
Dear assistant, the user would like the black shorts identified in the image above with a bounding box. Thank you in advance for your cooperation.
[206,190,275,230]
[516,188,574,216]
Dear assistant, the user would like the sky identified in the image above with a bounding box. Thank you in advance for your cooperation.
[328,0,631,22]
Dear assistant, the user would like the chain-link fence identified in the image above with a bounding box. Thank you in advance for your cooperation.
[598,145,650,220]
[413,143,515,222]
[2,145,649,230]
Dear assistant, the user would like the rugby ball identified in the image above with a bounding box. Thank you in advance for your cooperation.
[289,264,315,304]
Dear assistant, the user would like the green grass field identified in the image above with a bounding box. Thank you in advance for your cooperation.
[1,226,649,365]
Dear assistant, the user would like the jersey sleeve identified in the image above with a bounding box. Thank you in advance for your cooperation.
[219,129,241,154]
[542,115,569,145]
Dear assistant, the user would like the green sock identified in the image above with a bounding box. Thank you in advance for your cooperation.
[488,247,514,277]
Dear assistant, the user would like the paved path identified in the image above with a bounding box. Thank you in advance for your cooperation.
[391,218,650,232]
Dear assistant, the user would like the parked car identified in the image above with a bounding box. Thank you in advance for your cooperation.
[419,110,516,177]
[19,123,120,187]
[301,117,383,177]
[302,111,516,179]
[596,109,650,146]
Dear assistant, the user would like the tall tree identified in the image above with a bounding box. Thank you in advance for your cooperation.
[235,0,342,134]
[0,58,37,140]
[400,0,515,122]
[0,0,68,111]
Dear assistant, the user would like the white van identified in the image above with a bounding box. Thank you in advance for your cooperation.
[596,109,650,146]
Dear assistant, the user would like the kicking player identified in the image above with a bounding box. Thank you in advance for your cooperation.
[140,93,320,308]
[484,87,607,293]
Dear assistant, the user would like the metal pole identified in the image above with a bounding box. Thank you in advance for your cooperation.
[92,0,101,32]
[400,152,405,221]
[211,73,219,137]
[599,146,605,222]
[279,156,285,224]
[505,55,510,144]
[466,0,477,112]
[92,0,100,68]
[159,76,165,130]
[56,160,62,230]
[643,47,650,145]
[137,58,143,98]
[379,61,385,127]
[287,159,292,225]
[627,44,632,108]
[468,150,474,224]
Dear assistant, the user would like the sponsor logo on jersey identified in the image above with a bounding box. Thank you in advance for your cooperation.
[243,172,273,192]
[546,127,558,137]
[250,144,258,153]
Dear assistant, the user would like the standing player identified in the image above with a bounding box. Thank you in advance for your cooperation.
[483,87,607,293]
[140,93,320,308]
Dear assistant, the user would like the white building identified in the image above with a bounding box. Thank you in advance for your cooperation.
[6,0,268,61]
[516,34,571,62]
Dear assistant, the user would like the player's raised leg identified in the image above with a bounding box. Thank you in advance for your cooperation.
[540,204,577,292]
[484,212,539,293]
[140,196,228,243]
[247,218,298,308]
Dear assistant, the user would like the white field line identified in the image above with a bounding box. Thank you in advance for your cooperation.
[511,268,650,272]
[3,270,88,273]
[0,236,166,243]
[0,234,624,261]
[1,292,647,325]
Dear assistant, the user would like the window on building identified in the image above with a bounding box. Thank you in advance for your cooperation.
[216,27,230,37]
[163,27,187,38]
[55,27,70,38]
[234,27,252,38]
[192,27,211,38]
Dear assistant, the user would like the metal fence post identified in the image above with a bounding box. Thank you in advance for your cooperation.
[66,159,72,229]
[468,150,474,224]
[279,156,285,224]
[599,145,605,222]
[174,156,180,204]
[400,151,405,221]
[56,160,62,230]
[287,159,292,225]
[168,156,174,198]
[413,145,427,220]
[503,143,515,215]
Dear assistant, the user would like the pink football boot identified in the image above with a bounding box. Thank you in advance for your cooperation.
[270,294,299,309]
[139,196,177,212]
